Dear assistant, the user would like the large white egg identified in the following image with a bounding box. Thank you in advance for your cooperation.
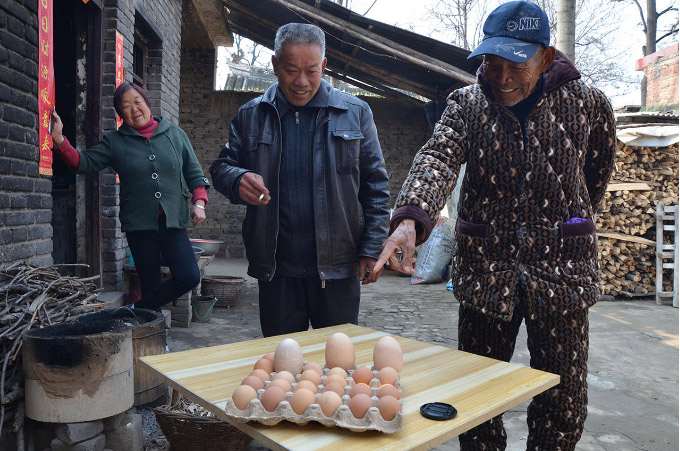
[274,338,304,375]
[325,332,355,370]
[373,335,403,371]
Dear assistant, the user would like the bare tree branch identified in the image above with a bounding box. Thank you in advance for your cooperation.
[656,24,678,43]
[362,0,379,15]
[631,0,648,32]
[658,5,678,16]
[224,34,271,67]
[427,0,491,50]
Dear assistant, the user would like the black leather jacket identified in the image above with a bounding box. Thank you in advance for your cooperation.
[210,80,390,282]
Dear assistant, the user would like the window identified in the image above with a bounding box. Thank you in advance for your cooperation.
[132,32,147,88]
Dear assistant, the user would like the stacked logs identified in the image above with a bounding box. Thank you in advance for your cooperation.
[613,140,679,205]
[0,263,109,440]
[597,237,656,296]
[596,140,679,296]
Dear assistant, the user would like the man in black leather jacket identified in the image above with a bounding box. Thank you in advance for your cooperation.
[210,23,390,337]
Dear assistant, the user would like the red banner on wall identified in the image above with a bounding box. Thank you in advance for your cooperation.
[38,0,55,176]
[115,31,124,129]
[115,31,124,184]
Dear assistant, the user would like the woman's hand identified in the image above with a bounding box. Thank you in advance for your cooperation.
[50,110,64,147]
[190,202,206,226]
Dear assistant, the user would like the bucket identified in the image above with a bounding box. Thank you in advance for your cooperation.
[129,308,167,406]
[71,308,167,407]
[191,296,217,322]
[125,268,142,304]
[23,318,133,422]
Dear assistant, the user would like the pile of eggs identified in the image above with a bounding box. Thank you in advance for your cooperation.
[227,332,404,432]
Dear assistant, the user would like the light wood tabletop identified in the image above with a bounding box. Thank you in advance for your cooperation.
[140,324,559,451]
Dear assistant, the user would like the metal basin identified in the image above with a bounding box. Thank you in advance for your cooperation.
[189,239,223,257]
[192,246,205,261]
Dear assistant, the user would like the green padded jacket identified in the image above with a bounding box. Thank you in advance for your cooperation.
[76,116,210,232]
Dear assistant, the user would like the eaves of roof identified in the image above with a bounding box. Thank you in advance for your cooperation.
[222,0,481,105]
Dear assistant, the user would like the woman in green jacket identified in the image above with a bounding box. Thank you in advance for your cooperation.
[50,82,210,311]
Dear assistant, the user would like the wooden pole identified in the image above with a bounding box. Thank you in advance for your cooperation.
[324,68,424,107]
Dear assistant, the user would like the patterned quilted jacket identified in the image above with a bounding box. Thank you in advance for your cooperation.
[392,51,617,321]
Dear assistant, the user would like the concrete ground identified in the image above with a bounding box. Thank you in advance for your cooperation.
[164,257,679,451]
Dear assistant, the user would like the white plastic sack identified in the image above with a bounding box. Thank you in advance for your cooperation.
[411,217,456,284]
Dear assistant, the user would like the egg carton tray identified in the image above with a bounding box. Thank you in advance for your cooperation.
[224,368,402,433]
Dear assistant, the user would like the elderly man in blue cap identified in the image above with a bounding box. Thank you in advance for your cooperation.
[375,1,616,449]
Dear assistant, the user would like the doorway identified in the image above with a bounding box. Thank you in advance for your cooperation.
[51,1,103,278]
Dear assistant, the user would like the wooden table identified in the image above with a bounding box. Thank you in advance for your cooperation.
[140,324,559,451]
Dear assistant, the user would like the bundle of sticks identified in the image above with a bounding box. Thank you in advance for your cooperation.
[0,262,110,439]
[596,140,679,296]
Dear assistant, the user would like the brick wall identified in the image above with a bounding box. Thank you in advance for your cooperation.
[645,50,679,113]
[136,0,182,123]
[180,48,430,257]
[0,1,54,267]
[99,0,183,289]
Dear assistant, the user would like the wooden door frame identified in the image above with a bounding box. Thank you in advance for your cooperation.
[84,2,103,285]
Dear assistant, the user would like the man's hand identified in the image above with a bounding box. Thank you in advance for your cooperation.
[238,172,270,205]
[359,257,381,285]
[373,219,418,274]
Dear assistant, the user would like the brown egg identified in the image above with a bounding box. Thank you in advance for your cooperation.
[317,390,343,417]
[303,361,323,375]
[377,366,399,386]
[241,375,264,391]
[376,384,401,400]
[262,353,275,363]
[327,367,348,379]
[293,379,318,394]
[261,386,287,412]
[323,381,345,397]
[348,393,373,419]
[325,373,347,386]
[254,357,274,374]
[250,369,271,382]
[376,395,401,421]
[231,384,257,410]
[299,369,322,386]
[268,378,292,393]
[325,332,355,370]
[289,388,316,415]
[274,338,305,375]
[349,383,372,398]
[273,370,296,384]
[351,366,374,385]
[373,336,403,371]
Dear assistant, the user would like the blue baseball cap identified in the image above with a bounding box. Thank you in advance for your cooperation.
[468,1,550,63]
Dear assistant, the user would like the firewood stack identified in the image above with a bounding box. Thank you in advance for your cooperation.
[0,263,109,440]
[596,140,679,296]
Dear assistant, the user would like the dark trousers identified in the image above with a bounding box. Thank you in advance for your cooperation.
[126,215,200,312]
[457,297,589,451]
[258,274,360,337]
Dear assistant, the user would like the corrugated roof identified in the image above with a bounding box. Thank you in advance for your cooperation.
[222,0,481,105]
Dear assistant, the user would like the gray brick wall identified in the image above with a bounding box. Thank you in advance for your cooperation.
[136,0,182,123]
[0,1,53,267]
[180,48,430,258]
[0,0,193,285]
